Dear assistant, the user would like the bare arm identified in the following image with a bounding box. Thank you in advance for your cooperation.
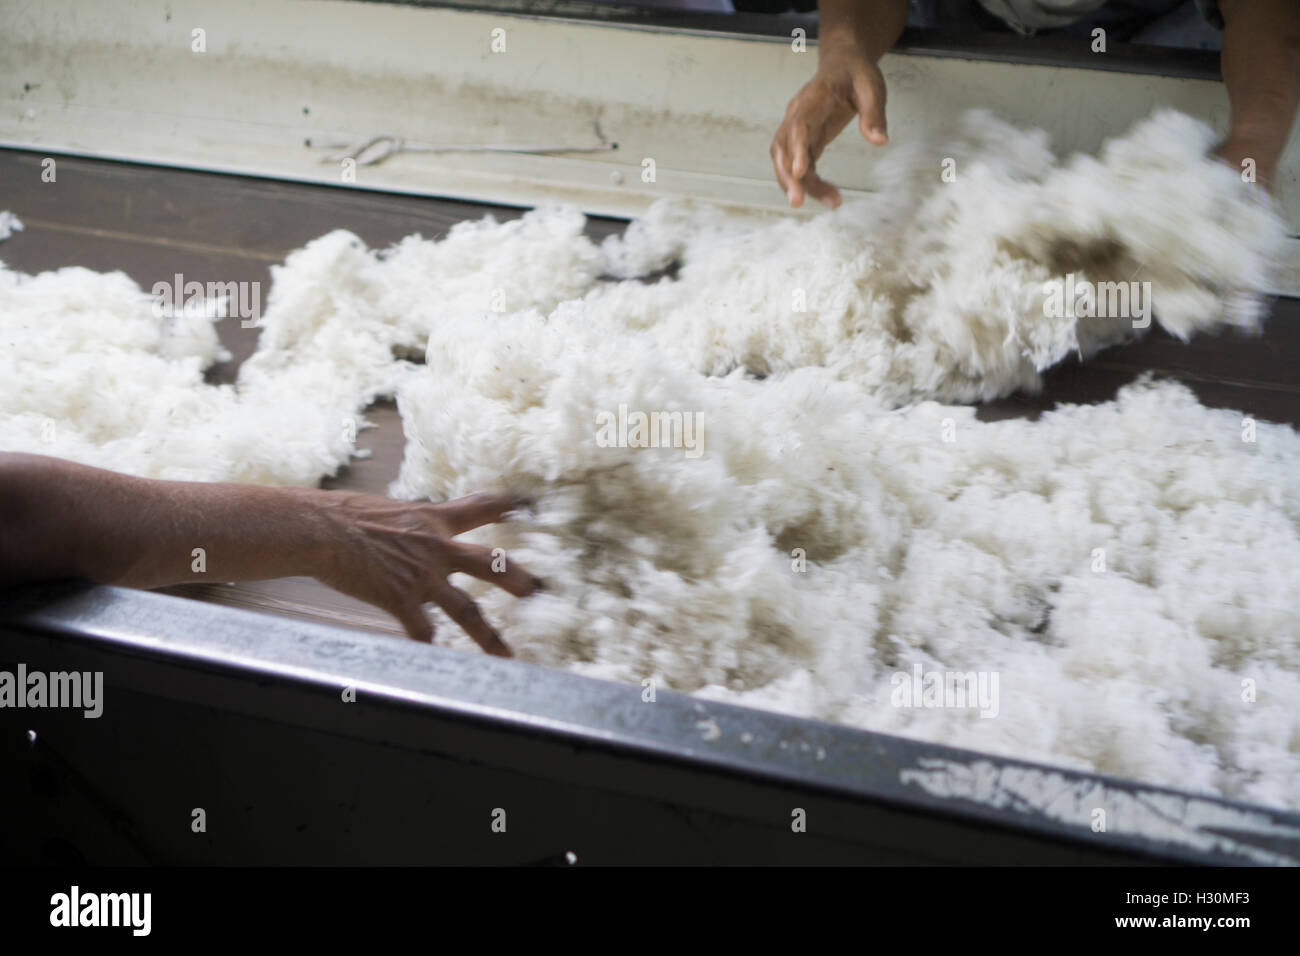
[1216,0,1300,187]
[0,452,540,656]
[771,0,909,209]
[818,0,910,64]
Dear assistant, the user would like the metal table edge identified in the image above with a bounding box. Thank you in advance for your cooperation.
[2,582,1297,866]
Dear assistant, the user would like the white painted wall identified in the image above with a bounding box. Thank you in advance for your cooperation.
[0,0,1294,243]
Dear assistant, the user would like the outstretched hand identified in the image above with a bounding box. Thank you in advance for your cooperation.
[315,491,542,656]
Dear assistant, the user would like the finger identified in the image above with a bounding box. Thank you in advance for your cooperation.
[437,493,520,536]
[394,603,434,643]
[803,171,843,210]
[853,71,888,146]
[790,122,812,181]
[446,540,542,598]
[774,141,805,208]
[771,138,797,206]
[430,581,512,657]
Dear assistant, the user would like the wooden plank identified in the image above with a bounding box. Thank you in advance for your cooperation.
[980,318,1300,428]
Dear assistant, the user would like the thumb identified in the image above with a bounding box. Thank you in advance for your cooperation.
[853,69,888,146]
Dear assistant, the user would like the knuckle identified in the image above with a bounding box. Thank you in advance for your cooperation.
[446,592,479,620]
[464,492,498,510]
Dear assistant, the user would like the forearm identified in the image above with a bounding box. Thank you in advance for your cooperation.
[0,452,334,589]
[1219,0,1300,173]
[818,0,909,64]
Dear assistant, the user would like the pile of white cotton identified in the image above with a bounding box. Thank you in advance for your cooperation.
[1,110,1296,809]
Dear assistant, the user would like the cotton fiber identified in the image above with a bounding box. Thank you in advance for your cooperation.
[0,211,22,242]
[1,111,1296,809]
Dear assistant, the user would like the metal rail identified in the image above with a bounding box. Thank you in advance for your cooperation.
[3,582,1297,864]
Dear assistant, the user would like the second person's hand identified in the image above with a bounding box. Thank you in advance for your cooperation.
[771,49,889,209]
[771,0,908,209]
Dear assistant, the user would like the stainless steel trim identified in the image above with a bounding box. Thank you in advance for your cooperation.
[4,582,1297,864]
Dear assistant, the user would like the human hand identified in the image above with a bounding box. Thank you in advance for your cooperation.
[771,48,889,209]
[1214,133,1278,191]
[313,491,541,655]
